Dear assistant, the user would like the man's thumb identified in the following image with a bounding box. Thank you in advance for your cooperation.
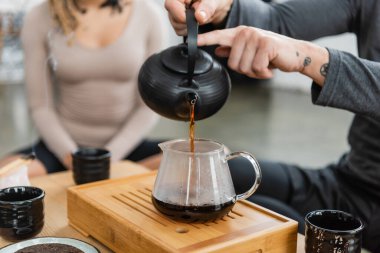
[193,0,216,24]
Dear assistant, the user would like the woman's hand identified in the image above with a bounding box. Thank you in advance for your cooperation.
[64,153,73,170]
[164,0,233,35]
[198,26,329,85]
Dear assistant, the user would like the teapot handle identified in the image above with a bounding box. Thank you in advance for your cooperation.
[185,7,198,85]
[226,152,262,201]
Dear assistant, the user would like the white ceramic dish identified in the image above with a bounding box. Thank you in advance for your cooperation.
[0,237,100,253]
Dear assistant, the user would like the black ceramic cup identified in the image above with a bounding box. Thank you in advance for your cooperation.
[305,210,364,253]
[72,147,111,185]
[0,186,45,241]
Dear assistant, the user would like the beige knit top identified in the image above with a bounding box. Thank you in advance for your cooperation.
[21,1,167,163]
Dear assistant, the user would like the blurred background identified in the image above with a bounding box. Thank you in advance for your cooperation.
[0,0,355,169]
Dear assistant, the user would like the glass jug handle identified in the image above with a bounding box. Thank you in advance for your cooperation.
[226,152,262,201]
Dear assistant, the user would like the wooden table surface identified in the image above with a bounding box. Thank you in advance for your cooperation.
[0,161,305,252]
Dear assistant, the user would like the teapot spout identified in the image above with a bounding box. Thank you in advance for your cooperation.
[186,92,198,105]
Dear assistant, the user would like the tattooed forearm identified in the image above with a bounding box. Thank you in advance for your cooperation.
[320,63,329,77]
[297,42,328,86]
[303,57,311,67]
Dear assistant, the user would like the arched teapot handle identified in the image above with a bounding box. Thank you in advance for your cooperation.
[226,152,262,201]
[185,7,198,86]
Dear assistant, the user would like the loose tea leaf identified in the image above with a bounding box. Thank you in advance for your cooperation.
[15,243,84,253]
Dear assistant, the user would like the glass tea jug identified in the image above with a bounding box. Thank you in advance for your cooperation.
[152,139,262,223]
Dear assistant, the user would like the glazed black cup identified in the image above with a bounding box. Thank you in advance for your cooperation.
[305,210,364,253]
[0,186,45,241]
[72,147,111,185]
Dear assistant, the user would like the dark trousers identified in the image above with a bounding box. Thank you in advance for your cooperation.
[228,159,380,252]
[17,139,162,173]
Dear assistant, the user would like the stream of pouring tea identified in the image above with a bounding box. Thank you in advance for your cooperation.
[189,101,195,153]
[185,99,196,206]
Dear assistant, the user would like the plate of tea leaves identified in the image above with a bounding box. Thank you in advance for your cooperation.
[0,237,100,253]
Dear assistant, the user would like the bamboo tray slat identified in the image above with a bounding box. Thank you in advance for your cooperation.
[67,172,298,253]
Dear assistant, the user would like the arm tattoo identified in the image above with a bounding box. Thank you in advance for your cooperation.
[303,57,311,67]
[296,51,299,57]
[320,63,329,77]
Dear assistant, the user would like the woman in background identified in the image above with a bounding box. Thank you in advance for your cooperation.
[0,0,167,176]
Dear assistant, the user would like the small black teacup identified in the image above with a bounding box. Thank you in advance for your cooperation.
[0,186,45,241]
[305,210,364,253]
[72,147,111,185]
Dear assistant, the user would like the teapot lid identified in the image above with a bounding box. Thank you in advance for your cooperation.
[161,8,213,77]
[160,46,213,75]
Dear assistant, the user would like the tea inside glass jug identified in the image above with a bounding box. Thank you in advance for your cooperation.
[152,139,261,223]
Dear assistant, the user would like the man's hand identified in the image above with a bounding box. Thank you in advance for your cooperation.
[198,26,329,85]
[165,0,233,35]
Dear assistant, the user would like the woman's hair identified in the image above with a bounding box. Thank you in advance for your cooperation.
[49,0,123,35]
[49,0,78,35]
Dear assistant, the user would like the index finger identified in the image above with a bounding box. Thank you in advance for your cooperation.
[165,0,187,24]
[197,28,238,47]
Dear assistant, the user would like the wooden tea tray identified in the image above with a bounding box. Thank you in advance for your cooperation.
[67,172,298,253]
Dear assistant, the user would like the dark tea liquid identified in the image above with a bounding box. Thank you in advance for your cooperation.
[189,102,195,152]
[152,196,235,223]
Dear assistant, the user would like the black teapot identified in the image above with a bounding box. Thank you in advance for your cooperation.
[138,8,231,121]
